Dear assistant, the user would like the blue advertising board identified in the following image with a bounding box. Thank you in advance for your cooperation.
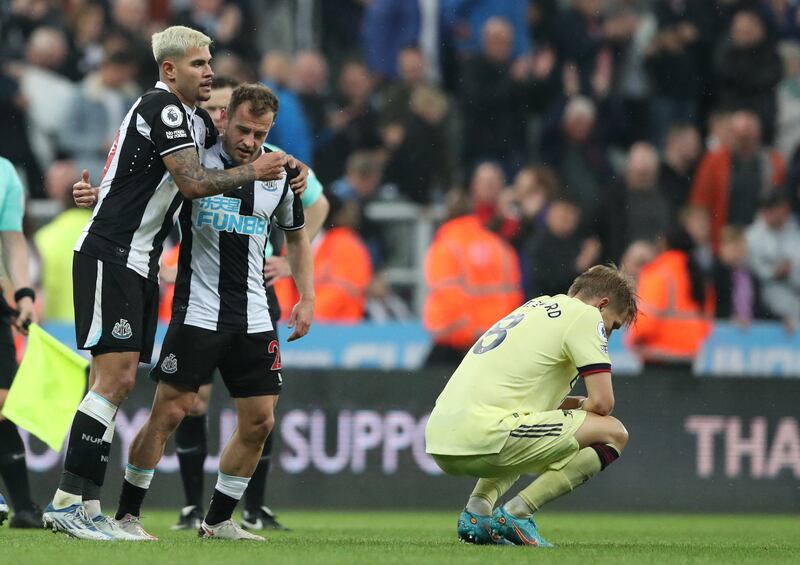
[35,321,800,377]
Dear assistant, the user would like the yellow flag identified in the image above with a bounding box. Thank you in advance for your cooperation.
[1,324,88,451]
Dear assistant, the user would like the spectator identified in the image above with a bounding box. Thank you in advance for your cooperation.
[776,41,800,160]
[57,50,139,181]
[108,0,156,88]
[511,165,559,249]
[603,142,670,264]
[768,0,800,41]
[626,226,714,367]
[380,46,430,125]
[714,9,782,141]
[713,225,768,325]
[275,194,373,323]
[0,69,41,197]
[360,0,420,82]
[42,160,78,203]
[646,0,705,145]
[659,123,703,222]
[541,96,612,235]
[329,151,387,266]
[111,0,148,34]
[65,0,107,79]
[442,0,531,60]
[320,0,368,72]
[33,161,91,322]
[291,50,332,140]
[690,110,786,250]
[550,0,608,93]
[172,0,254,63]
[18,27,76,174]
[523,197,601,298]
[620,239,657,282]
[605,2,655,146]
[0,0,65,63]
[364,272,413,322]
[468,161,518,241]
[746,190,800,330]
[212,51,254,84]
[681,204,715,276]
[705,108,734,151]
[382,86,451,205]
[460,17,528,172]
[330,151,384,205]
[423,190,522,366]
[259,51,313,164]
[315,60,382,183]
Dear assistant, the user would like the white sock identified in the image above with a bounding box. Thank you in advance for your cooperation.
[125,464,155,489]
[102,419,116,443]
[80,392,118,427]
[503,495,534,518]
[215,471,250,500]
[53,489,81,510]
[465,496,493,516]
[83,499,102,518]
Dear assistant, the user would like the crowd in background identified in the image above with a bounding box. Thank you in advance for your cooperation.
[5,0,800,364]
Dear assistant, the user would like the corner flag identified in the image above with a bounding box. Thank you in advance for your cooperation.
[1,324,88,451]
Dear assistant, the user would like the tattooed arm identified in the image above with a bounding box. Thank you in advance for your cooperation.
[163,147,288,199]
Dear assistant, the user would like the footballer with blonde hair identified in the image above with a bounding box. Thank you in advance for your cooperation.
[426,265,637,546]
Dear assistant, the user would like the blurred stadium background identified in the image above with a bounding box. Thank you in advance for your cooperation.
[0,0,798,528]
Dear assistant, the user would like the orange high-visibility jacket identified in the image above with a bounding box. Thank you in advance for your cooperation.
[626,249,714,362]
[689,146,785,250]
[158,243,180,323]
[275,227,373,323]
[423,215,523,350]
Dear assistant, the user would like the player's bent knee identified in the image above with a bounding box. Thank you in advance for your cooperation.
[610,419,629,452]
[613,420,628,452]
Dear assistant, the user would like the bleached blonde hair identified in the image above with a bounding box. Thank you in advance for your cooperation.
[151,26,212,65]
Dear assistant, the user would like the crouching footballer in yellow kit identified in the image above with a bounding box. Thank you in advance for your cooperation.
[425,265,638,546]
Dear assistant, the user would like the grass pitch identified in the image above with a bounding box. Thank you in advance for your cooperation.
[0,511,796,564]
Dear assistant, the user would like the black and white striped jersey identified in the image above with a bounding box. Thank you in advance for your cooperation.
[171,142,305,333]
[75,81,216,281]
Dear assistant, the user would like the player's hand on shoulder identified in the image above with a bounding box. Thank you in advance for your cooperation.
[286,297,314,342]
[263,256,292,287]
[286,155,309,197]
[73,169,99,208]
[253,150,287,181]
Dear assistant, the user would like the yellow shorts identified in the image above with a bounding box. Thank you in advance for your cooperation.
[432,409,587,478]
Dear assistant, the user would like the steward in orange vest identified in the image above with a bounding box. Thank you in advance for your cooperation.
[275,196,372,322]
[424,213,522,365]
[626,228,714,365]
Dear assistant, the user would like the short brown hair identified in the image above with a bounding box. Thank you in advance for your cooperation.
[719,225,745,244]
[530,165,559,200]
[228,83,279,118]
[568,264,638,326]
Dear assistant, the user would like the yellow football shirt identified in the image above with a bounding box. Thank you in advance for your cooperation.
[425,294,611,456]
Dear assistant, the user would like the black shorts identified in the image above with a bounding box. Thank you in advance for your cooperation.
[73,252,160,363]
[0,323,17,390]
[191,286,282,388]
[151,324,282,398]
